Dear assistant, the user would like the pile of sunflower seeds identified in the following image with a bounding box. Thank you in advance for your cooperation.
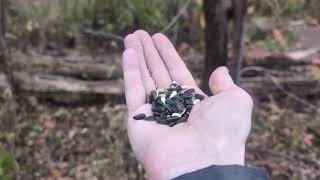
[133,81,205,127]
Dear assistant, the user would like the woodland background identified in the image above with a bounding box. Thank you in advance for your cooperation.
[0,0,320,179]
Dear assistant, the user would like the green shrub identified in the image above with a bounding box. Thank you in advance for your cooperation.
[0,148,16,180]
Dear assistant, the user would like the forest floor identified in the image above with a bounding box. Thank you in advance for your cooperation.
[1,18,320,180]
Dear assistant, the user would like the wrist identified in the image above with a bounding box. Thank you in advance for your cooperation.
[143,142,246,180]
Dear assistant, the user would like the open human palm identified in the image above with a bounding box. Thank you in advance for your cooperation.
[122,30,253,180]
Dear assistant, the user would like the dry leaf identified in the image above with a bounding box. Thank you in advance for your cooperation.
[44,119,55,129]
[26,20,33,32]
[196,0,203,6]
[200,13,206,29]
[303,134,314,146]
[272,28,286,46]
[312,57,320,67]
[247,5,255,15]
[305,16,320,27]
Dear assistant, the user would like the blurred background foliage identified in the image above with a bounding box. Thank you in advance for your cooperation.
[1,0,320,179]
[6,0,319,51]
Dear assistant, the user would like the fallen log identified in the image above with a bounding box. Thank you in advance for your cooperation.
[240,76,320,99]
[11,51,122,80]
[13,72,124,103]
[0,70,319,103]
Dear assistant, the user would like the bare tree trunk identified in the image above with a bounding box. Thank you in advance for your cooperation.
[0,0,13,99]
[202,0,228,95]
[230,0,247,84]
[0,0,5,36]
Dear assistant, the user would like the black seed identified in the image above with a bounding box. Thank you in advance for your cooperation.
[164,104,173,112]
[176,103,184,112]
[155,116,161,120]
[184,88,195,94]
[145,116,155,121]
[172,106,178,112]
[152,101,157,108]
[166,116,180,122]
[169,122,178,127]
[166,90,173,98]
[152,107,160,113]
[177,116,187,123]
[186,105,193,109]
[151,90,158,100]
[195,94,205,101]
[173,85,182,92]
[185,99,194,105]
[157,119,168,125]
[133,113,146,120]
[165,99,175,106]
[160,112,167,119]
[181,93,193,99]
[156,99,164,105]
[175,96,185,103]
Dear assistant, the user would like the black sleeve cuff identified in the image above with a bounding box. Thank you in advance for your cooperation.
[172,165,269,180]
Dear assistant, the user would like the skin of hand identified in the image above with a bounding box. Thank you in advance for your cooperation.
[122,30,253,180]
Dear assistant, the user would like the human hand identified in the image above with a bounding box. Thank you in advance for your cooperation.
[122,30,253,180]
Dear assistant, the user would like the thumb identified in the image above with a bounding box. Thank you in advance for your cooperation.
[209,66,236,95]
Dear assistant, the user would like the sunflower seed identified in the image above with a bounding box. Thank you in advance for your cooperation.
[145,116,155,121]
[172,113,182,117]
[161,96,166,104]
[169,122,178,127]
[160,112,167,119]
[166,116,180,122]
[181,93,193,99]
[133,113,146,120]
[169,91,178,98]
[195,94,205,101]
[193,99,200,105]
[173,85,182,92]
[184,88,195,94]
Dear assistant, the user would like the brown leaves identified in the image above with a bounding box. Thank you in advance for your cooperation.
[305,16,320,27]
[312,57,320,67]
[272,28,286,46]
[303,134,314,146]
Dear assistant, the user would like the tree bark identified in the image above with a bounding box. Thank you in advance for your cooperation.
[230,0,247,84]
[202,0,229,95]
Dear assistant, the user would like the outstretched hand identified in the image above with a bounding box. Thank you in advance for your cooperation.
[122,30,253,180]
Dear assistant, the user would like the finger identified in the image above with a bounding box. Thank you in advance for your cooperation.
[122,48,146,115]
[209,66,236,95]
[152,33,198,88]
[124,34,156,93]
[134,30,172,88]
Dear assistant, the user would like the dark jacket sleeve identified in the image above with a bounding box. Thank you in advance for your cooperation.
[172,165,269,180]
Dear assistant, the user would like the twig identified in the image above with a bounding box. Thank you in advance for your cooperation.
[82,28,124,42]
[240,66,319,111]
[161,0,193,33]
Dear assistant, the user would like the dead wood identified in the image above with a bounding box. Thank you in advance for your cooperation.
[11,51,122,80]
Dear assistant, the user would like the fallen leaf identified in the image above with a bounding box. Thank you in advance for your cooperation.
[26,20,33,32]
[199,13,206,29]
[272,28,286,46]
[303,134,314,146]
[196,0,203,6]
[305,16,320,27]
[177,42,190,54]
[247,5,255,15]
[44,119,55,129]
[312,57,320,67]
